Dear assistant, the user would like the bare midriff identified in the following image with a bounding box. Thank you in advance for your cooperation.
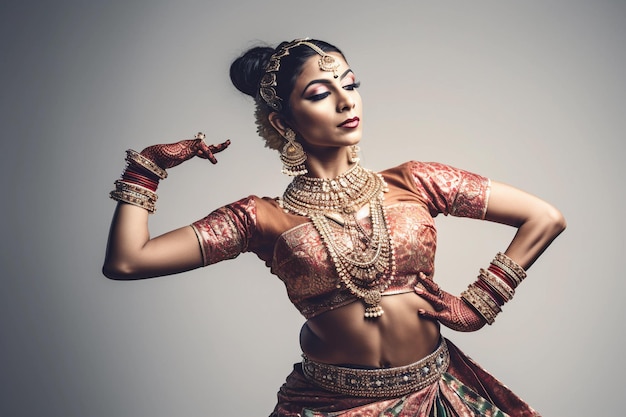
[300,292,440,368]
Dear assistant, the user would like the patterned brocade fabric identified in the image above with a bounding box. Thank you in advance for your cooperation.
[191,161,491,318]
[405,161,491,220]
[190,197,257,266]
[272,203,437,318]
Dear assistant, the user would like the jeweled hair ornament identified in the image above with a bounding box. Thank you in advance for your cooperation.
[259,38,340,112]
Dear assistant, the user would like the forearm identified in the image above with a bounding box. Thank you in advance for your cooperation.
[485,181,566,270]
[502,208,566,270]
[462,181,565,324]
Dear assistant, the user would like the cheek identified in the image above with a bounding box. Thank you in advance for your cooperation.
[294,108,331,132]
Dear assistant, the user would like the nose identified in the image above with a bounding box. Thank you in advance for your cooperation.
[336,89,356,112]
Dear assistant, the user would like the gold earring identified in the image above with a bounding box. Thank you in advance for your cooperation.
[280,129,308,176]
[349,145,360,164]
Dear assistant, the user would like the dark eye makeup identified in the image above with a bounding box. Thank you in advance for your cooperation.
[305,81,361,102]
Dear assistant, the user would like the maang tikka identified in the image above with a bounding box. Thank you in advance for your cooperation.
[260,38,340,112]
[280,128,308,176]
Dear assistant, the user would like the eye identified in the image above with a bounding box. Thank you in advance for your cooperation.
[306,91,331,102]
[343,81,361,91]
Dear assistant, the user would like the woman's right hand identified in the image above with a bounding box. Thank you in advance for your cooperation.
[140,134,231,169]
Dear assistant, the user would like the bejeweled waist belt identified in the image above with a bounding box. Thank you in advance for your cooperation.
[302,338,449,398]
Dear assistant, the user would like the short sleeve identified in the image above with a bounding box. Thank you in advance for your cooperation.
[407,161,491,219]
[190,196,257,266]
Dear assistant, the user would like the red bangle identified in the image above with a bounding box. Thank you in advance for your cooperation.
[122,173,158,191]
[123,170,158,188]
[128,161,162,180]
[122,165,159,192]
[488,264,517,289]
[475,279,505,306]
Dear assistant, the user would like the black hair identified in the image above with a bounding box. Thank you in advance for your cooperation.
[229,39,344,117]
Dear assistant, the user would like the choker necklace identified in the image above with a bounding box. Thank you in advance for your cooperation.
[280,163,397,318]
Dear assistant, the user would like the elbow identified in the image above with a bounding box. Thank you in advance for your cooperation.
[543,204,567,239]
[102,260,141,280]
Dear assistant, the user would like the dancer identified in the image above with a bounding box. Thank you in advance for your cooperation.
[104,38,565,416]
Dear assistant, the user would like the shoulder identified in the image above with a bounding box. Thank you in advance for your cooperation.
[380,161,462,176]
[223,195,281,210]
[246,195,282,212]
[381,161,489,185]
[379,161,458,189]
[380,161,490,218]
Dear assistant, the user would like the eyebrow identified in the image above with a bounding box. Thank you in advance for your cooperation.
[300,69,354,96]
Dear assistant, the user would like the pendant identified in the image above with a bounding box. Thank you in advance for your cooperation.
[364,304,384,318]
[363,290,384,318]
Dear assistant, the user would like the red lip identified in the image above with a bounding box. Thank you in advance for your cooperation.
[338,117,360,128]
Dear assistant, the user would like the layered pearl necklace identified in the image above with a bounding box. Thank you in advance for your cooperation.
[280,163,397,318]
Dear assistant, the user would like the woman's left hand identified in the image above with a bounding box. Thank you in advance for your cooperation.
[140,135,231,169]
[414,273,487,332]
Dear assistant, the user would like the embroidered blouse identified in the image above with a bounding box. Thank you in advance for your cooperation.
[191,161,490,319]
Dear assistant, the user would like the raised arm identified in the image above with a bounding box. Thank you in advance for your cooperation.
[416,179,566,331]
[102,135,230,280]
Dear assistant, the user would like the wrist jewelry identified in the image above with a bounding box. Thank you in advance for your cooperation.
[461,252,526,325]
[109,149,163,213]
[125,149,168,179]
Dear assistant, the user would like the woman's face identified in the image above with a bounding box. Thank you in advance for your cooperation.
[286,53,363,152]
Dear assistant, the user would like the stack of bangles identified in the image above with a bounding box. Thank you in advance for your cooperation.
[461,252,527,325]
[109,150,167,213]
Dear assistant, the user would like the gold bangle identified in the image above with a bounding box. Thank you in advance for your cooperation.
[479,268,514,302]
[125,149,168,179]
[470,283,502,315]
[114,180,158,201]
[110,188,156,213]
[461,285,498,325]
[494,252,526,283]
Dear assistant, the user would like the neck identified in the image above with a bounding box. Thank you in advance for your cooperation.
[303,146,354,179]
[282,157,385,217]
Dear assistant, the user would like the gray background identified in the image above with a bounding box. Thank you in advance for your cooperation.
[1,1,624,416]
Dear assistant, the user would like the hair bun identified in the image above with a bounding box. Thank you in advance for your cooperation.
[230,46,274,98]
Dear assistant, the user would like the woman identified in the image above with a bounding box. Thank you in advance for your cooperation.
[103,38,566,416]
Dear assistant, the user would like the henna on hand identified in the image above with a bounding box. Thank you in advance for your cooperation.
[140,134,231,169]
[196,138,231,164]
[415,273,486,332]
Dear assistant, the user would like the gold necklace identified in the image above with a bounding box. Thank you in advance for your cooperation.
[280,163,396,318]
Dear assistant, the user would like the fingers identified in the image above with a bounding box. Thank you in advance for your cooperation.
[418,308,441,322]
[420,279,439,294]
[196,139,231,164]
[210,139,231,154]
[198,146,218,164]
[414,286,445,310]
[417,272,440,293]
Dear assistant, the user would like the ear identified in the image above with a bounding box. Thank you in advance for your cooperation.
[268,112,291,137]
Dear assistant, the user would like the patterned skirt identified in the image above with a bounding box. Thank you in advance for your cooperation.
[270,338,540,417]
